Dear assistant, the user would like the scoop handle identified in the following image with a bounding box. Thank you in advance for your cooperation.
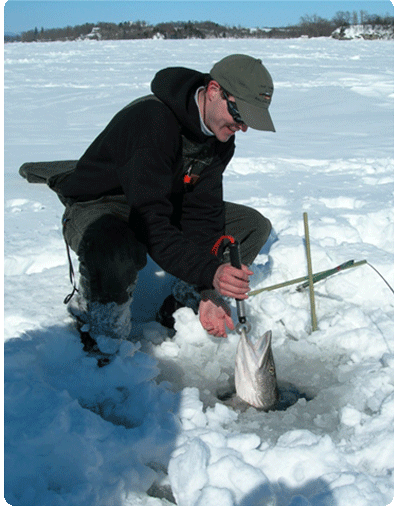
[229,242,247,326]
[229,241,242,270]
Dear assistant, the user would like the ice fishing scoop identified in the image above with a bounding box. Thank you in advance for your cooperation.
[229,241,251,335]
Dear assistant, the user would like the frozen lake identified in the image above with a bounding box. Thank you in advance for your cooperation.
[4,38,394,505]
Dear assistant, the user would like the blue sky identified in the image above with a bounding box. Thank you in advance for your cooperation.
[4,0,395,34]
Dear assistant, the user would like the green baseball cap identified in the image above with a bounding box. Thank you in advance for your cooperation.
[210,54,275,132]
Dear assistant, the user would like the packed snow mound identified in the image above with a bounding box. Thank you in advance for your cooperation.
[4,38,393,505]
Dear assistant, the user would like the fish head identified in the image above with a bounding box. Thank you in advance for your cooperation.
[234,330,279,411]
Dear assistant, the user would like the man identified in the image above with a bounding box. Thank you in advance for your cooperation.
[50,54,275,347]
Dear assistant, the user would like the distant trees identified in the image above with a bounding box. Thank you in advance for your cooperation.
[5,10,394,43]
[331,10,394,29]
[19,23,95,42]
[298,14,335,37]
[295,10,394,38]
[332,11,352,27]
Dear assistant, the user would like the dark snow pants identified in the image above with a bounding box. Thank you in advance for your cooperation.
[62,195,271,306]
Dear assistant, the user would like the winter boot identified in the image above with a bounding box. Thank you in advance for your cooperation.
[68,283,135,341]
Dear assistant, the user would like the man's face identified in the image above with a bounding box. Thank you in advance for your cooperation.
[205,82,248,142]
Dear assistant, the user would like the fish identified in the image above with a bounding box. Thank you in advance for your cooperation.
[234,329,279,411]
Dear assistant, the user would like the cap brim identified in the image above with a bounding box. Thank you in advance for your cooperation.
[235,97,275,132]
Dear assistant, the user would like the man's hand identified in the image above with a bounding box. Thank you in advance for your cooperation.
[199,298,235,338]
[212,263,253,299]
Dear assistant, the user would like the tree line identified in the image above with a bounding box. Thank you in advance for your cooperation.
[5,11,394,43]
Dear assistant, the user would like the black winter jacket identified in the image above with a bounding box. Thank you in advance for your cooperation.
[53,67,236,289]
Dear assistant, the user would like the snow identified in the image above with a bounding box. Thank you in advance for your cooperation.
[331,24,394,40]
[4,38,394,505]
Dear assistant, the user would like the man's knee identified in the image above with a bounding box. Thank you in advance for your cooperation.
[240,205,271,242]
[254,210,272,245]
[77,214,147,303]
[243,208,271,263]
[225,203,272,265]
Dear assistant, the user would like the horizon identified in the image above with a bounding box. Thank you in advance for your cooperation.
[4,1,395,35]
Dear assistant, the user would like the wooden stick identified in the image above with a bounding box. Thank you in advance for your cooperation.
[303,212,318,332]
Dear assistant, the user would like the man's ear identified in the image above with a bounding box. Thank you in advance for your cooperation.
[206,80,221,100]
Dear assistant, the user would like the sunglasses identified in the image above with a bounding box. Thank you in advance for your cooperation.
[221,89,245,125]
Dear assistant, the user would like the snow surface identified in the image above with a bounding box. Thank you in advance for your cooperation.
[4,38,394,505]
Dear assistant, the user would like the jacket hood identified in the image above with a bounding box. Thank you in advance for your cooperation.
[151,67,208,140]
